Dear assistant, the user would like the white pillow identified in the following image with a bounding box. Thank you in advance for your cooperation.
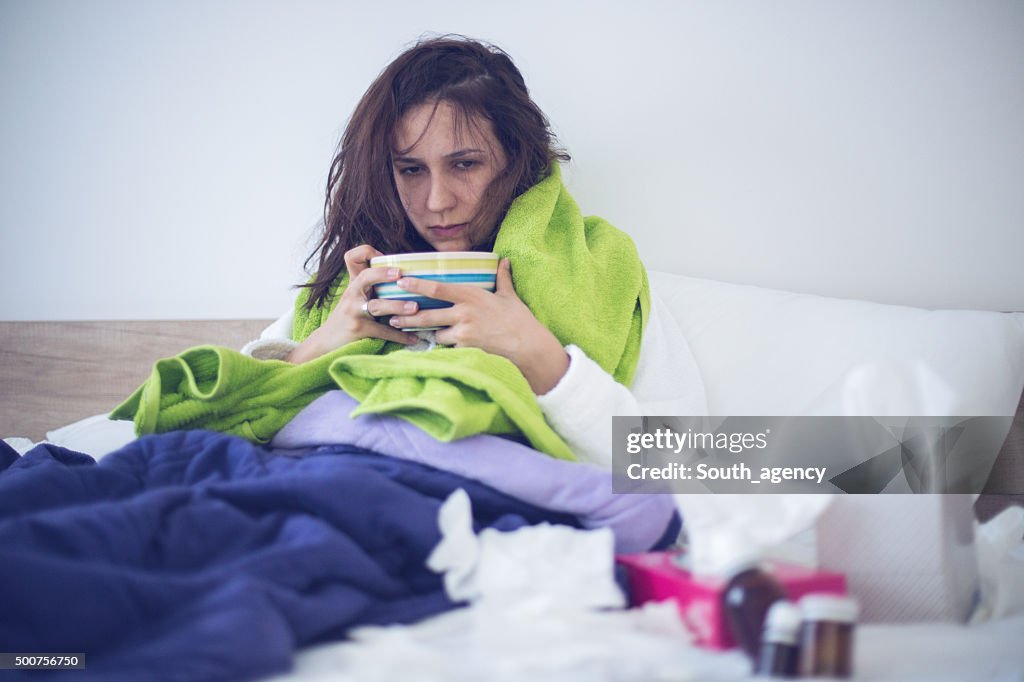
[650,272,1024,417]
[46,414,136,460]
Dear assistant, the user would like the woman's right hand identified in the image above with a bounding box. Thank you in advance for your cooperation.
[286,244,420,364]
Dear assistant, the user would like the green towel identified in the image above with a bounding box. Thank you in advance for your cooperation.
[329,347,575,459]
[109,342,373,443]
[113,165,648,460]
[491,165,649,386]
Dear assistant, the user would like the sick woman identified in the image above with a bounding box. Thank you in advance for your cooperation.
[239,36,706,467]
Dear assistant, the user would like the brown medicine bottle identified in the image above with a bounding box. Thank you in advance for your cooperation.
[755,600,801,678]
[798,594,859,678]
[722,560,787,659]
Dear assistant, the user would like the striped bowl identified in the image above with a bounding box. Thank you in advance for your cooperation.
[370,251,499,331]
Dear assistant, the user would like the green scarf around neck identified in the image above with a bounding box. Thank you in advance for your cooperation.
[112,166,649,460]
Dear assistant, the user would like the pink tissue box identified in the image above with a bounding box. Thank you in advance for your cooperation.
[616,552,847,649]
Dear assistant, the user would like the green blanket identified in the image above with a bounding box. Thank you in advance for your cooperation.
[112,166,649,460]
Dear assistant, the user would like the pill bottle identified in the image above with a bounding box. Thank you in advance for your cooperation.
[755,600,800,678]
[721,557,787,659]
[798,594,859,678]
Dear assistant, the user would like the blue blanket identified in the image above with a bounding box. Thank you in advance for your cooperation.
[273,391,680,553]
[0,431,587,681]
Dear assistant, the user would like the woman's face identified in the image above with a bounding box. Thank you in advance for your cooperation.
[392,101,507,252]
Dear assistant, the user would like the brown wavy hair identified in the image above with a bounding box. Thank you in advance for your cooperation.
[300,35,569,310]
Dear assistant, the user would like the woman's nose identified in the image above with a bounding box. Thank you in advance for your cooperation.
[426,175,457,214]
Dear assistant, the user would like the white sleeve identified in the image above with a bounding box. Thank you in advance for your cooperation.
[535,287,708,468]
[240,307,299,360]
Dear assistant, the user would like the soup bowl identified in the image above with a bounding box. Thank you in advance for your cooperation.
[370,251,499,331]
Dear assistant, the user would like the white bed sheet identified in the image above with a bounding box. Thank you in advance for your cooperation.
[271,616,1024,681]
[269,573,1024,682]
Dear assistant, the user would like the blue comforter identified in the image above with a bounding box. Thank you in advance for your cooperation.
[0,431,588,681]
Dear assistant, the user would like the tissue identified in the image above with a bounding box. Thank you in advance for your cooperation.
[427,489,624,610]
[971,506,1024,623]
[672,494,833,577]
[310,601,749,682]
[295,490,752,682]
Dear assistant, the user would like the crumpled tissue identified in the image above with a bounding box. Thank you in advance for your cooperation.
[283,490,750,682]
[673,494,833,576]
[971,505,1024,624]
[425,488,624,609]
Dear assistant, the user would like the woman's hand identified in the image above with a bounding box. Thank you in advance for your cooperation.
[287,245,420,364]
[386,258,570,394]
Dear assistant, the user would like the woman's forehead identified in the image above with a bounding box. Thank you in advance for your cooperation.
[394,101,496,155]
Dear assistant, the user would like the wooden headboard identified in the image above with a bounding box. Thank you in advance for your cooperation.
[0,320,271,441]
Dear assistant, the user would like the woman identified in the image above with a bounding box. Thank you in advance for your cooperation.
[244,36,706,467]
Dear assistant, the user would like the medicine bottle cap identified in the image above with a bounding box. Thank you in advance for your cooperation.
[799,594,860,623]
[762,600,801,644]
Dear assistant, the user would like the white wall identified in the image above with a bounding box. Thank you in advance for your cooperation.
[2,0,1022,320]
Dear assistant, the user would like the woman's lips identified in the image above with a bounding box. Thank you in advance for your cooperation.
[428,224,467,238]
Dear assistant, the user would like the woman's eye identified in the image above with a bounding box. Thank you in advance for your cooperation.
[454,160,477,171]
[398,166,422,176]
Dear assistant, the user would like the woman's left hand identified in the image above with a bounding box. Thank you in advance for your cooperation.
[387,258,570,394]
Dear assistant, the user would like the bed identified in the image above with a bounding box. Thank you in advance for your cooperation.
[2,272,1023,680]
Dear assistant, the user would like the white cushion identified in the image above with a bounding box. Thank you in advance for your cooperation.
[650,272,1024,417]
[46,414,136,460]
